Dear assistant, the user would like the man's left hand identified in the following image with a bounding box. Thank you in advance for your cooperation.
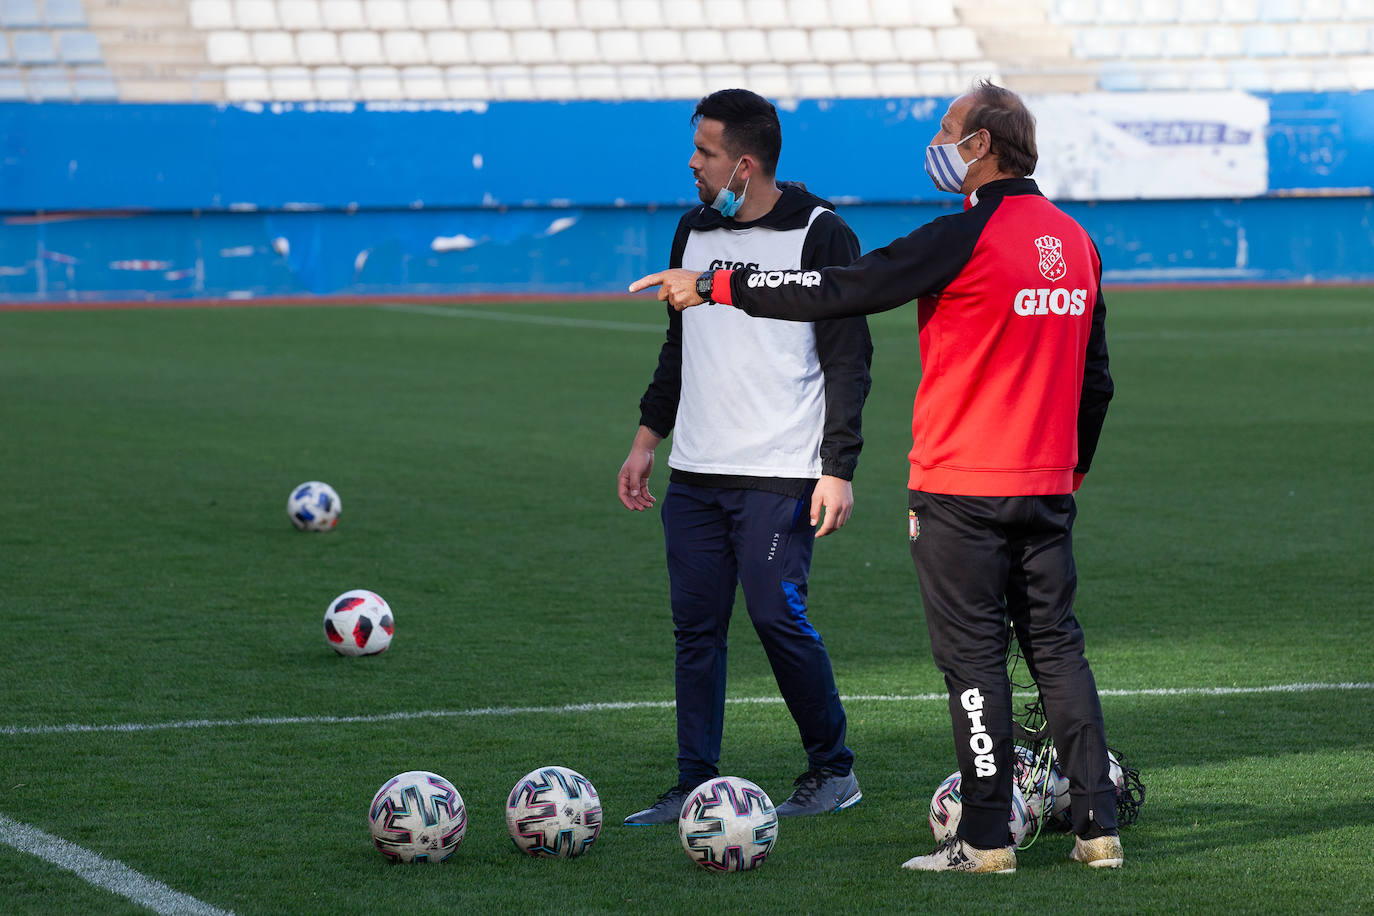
[629,268,704,311]
[811,475,854,538]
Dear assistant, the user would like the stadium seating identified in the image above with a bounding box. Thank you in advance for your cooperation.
[1,0,1372,102]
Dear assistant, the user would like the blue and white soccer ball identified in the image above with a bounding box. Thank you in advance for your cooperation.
[928,770,1032,847]
[679,776,778,872]
[505,765,603,859]
[323,589,393,656]
[287,480,341,531]
[368,770,467,863]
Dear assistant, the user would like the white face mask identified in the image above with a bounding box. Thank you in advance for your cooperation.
[924,131,980,194]
[710,156,750,217]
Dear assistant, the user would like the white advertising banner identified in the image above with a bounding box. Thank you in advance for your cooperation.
[1028,92,1270,200]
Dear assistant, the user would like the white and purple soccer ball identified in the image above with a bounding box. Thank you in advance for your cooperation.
[1014,745,1067,834]
[928,770,1032,847]
[368,770,467,863]
[679,776,779,872]
[505,765,603,859]
[323,589,393,656]
[287,480,341,531]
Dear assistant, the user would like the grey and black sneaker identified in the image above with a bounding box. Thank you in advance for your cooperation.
[775,768,862,817]
[623,783,692,826]
[901,836,1017,873]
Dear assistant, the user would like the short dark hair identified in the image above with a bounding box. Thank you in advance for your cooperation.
[692,88,782,176]
[962,79,1037,177]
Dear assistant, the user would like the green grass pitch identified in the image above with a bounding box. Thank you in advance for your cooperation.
[1,287,1372,914]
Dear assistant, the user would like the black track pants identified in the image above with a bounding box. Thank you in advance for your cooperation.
[909,490,1118,847]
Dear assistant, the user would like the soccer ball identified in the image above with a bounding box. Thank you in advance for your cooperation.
[287,481,341,531]
[679,776,778,872]
[1013,745,1066,833]
[505,766,603,859]
[928,770,1031,847]
[324,589,393,656]
[368,770,467,863]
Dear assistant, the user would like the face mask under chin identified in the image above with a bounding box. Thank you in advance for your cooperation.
[710,157,750,217]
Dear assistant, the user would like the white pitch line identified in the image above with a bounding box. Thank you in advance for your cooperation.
[0,814,234,916]
[2,682,1369,738]
[379,303,666,333]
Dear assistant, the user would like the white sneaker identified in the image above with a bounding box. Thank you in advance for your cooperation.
[902,836,1017,874]
[1071,834,1124,868]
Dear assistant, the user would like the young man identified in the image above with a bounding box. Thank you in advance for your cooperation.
[630,81,1121,872]
[617,88,872,825]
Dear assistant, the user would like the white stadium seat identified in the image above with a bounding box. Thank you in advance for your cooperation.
[1328,24,1370,56]
[26,65,70,100]
[356,64,402,98]
[313,65,356,98]
[1287,25,1327,56]
[57,31,103,65]
[531,62,574,98]
[785,0,829,28]
[1141,63,1188,89]
[935,27,980,61]
[1,0,41,28]
[468,28,514,63]
[270,65,313,98]
[339,29,385,64]
[1120,26,1163,57]
[407,0,451,28]
[662,0,705,29]
[1184,60,1230,89]
[1258,0,1301,19]
[449,0,494,29]
[578,0,622,28]
[659,62,705,97]
[724,28,771,63]
[383,30,428,63]
[44,0,87,27]
[444,64,489,98]
[810,28,854,62]
[364,0,409,29]
[1309,59,1351,91]
[297,31,341,64]
[535,0,578,28]
[893,26,937,60]
[1297,0,1342,19]
[852,27,897,62]
[207,30,253,64]
[225,65,270,99]
[745,62,791,97]
[488,63,535,98]
[704,0,747,21]
[831,0,873,27]
[1160,25,1204,57]
[1075,27,1121,58]
[1218,0,1259,21]
[574,62,618,98]
[401,64,446,97]
[915,60,960,95]
[1176,0,1219,22]
[640,28,685,63]
[913,0,958,26]
[512,29,556,63]
[767,28,810,62]
[1053,0,1098,24]
[621,0,666,27]
[1097,60,1144,90]
[832,61,876,96]
[873,61,919,96]
[703,61,747,88]
[252,31,297,64]
[554,28,599,62]
[1242,24,1284,56]
[1202,25,1241,56]
[279,0,324,29]
[744,0,788,28]
[597,29,645,64]
[0,67,24,101]
[869,0,920,27]
[493,0,535,28]
[72,66,118,100]
[190,0,236,30]
[0,35,11,64]
[1350,56,1374,90]
[1268,59,1312,90]
[617,62,661,98]
[322,0,367,29]
[1095,0,1136,24]
[235,0,279,28]
[792,62,834,97]
[1137,0,1180,22]
[426,30,470,64]
[682,28,727,63]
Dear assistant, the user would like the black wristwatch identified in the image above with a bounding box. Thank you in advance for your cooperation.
[695,270,715,302]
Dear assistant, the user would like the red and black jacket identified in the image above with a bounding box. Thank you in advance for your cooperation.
[710,177,1113,497]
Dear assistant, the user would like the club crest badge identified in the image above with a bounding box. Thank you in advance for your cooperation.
[1034,234,1067,282]
[908,509,920,542]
